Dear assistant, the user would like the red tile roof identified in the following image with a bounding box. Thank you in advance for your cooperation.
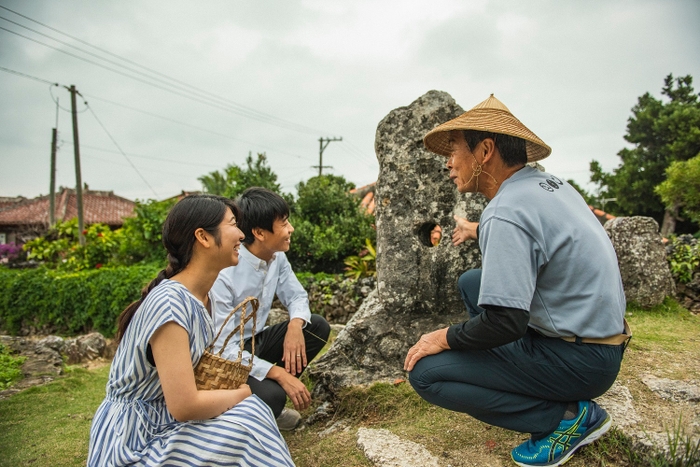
[0,188,135,227]
[350,182,376,215]
[588,205,616,224]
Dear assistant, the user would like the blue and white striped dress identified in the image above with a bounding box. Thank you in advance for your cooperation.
[88,279,295,467]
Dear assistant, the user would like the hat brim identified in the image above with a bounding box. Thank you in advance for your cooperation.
[423,109,551,163]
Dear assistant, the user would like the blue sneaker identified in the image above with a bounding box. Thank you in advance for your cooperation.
[510,401,611,466]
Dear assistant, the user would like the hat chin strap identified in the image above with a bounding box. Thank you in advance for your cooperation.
[466,152,499,193]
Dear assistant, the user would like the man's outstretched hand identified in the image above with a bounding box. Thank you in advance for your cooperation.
[452,216,479,246]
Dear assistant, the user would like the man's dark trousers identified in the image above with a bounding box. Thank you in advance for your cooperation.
[408,269,624,438]
[244,314,330,417]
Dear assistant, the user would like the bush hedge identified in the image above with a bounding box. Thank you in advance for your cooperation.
[0,265,160,337]
[0,267,374,338]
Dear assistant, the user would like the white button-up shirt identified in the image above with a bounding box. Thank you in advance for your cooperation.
[210,245,311,380]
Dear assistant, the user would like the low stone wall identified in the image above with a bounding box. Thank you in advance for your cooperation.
[273,276,376,325]
[0,332,114,400]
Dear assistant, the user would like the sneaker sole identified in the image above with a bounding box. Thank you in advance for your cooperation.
[511,414,612,467]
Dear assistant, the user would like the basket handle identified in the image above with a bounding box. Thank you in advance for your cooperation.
[208,296,259,363]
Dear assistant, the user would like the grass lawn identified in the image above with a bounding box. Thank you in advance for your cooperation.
[0,366,109,467]
[1,299,699,467]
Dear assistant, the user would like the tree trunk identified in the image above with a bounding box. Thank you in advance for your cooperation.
[659,204,680,237]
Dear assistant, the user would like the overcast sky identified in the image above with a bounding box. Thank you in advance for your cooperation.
[1,0,699,202]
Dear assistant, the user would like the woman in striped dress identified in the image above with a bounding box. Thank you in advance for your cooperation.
[88,194,295,467]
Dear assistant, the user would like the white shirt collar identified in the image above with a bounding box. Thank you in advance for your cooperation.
[240,244,276,271]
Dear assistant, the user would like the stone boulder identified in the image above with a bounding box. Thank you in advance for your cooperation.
[667,235,700,313]
[605,216,676,308]
[356,428,440,467]
[309,90,486,395]
[0,335,64,378]
[0,332,115,399]
[63,332,111,364]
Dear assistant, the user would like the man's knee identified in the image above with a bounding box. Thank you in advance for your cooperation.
[458,269,482,317]
[458,269,481,294]
[407,356,437,394]
[308,314,331,341]
[249,378,287,417]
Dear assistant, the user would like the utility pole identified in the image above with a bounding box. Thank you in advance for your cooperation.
[313,137,342,176]
[49,127,57,226]
[67,85,85,246]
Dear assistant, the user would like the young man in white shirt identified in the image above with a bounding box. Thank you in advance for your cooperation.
[210,187,331,430]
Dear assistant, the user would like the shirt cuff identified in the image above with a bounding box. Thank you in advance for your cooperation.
[445,325,461,350]
[250,358,274,381]
[287,307,311,327]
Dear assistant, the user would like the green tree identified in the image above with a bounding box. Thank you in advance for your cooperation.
[655,155,700,229]
[590,74,700,234]
[287,175,376,273]
[566,179,596,206]
[114,198,176,266]
[199,153,281,199]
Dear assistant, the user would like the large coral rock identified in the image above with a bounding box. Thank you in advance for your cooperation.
[309,91,486,396]
[604,216,675,308]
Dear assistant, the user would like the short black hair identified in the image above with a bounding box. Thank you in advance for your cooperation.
[463,130,527,167]
[236,187,289,245]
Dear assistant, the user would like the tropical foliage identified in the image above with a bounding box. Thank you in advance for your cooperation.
[198,152,282,199]
[589,74,700,234]
[287,175,376,273]
[343,238,376,279]
[655,155,700,227]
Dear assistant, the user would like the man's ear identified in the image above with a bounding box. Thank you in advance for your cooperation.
[194,228,211,248]
[251,227,266,243]
[481,138,497,164]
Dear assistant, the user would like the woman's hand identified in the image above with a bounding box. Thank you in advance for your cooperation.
[151,322,252,421]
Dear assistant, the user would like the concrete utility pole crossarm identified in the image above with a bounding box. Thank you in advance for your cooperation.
[313,137,342,176]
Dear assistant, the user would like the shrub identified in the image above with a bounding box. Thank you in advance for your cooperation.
[666,235,700,284]
[0,265,160,337]
[0,243,24,266]
[343,239,376,279]
[113,198,175,265]
[22,219,120,270]
[288,175,376,273]
[0,344,25,390]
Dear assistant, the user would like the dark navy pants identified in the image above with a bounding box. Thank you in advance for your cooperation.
[244,314,330,417]
[409,269,624,439]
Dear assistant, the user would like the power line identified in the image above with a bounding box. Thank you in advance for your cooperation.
[82,93,314,161]
[59,140,222,168]
[0,25,288,128]
[0,65,57,86]
[0,5,327,134]
[84,100,159,197]
[344,139,378,167]
[0,7,331,136]
[76,152,206,181]
[50,84,87,113]
[0,63,314,170]
[0,14,315,133]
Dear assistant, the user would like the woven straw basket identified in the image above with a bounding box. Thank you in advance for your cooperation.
[194,296,259,390]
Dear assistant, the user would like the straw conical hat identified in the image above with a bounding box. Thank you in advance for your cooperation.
[423,94,551,162]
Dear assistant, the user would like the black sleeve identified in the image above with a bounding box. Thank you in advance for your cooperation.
[445,305,529,351]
